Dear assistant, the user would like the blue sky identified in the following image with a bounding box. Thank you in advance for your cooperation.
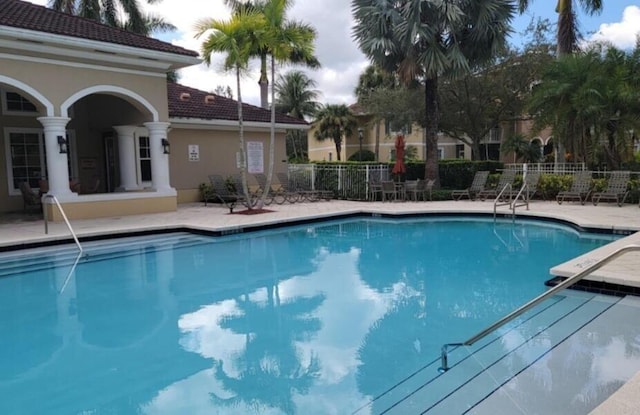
[25,1,640,106]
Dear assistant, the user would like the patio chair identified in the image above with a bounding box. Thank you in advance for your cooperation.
[207,174,248,213]
[592,171,630,207]
[477,169,516,201]
[451,171,489,201]
[252,173,283,205]
[276,172,300,203]
[508,171,542,202]
[368,179,383,201]
[381,181,397,202]
[556,171,593,205]
[19,182,42,213]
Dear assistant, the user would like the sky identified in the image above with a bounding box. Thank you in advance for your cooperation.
[24,1,640,107]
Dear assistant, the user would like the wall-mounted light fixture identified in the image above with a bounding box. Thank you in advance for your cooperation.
[57,135,68,154]
[357,127,364,162]
[161,138,170,154]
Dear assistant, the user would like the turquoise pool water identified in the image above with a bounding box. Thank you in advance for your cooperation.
[0,217,621,414]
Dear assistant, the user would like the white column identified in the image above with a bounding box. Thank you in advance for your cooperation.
[144,122,173,192]
[113,125,139,191]
[37,116,73,197]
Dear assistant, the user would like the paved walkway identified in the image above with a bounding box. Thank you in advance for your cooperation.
[2,198,640,414]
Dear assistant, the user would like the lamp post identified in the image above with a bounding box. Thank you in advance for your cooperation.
[358,127,364,162]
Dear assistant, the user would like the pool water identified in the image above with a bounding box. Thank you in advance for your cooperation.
[0,217,624,414]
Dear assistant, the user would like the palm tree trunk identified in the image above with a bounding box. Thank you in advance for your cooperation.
[260,55,277,207]
[424,77,440,187]
[237,66,251,207]
[259,53,269,109]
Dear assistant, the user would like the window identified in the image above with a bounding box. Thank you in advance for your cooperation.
[1,90,38,115]
[437,148,444,160]
[4,129,77,195]
[488,127,501,142]
[6,130,45,192]
[456,144,465,159]
[138,136,152,182]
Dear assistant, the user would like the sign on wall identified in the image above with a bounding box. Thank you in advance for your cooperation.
[188,144,199,161]
[247,141,264,174]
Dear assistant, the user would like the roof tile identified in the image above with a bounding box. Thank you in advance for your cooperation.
[0,0,198,57]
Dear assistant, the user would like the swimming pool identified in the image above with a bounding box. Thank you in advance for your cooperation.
[0,216,633,414]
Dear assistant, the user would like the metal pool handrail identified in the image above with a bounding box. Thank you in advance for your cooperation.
[43,194,83,254]
[438,244,640,373]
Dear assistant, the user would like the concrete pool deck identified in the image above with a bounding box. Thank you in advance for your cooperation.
[1,198,639,414]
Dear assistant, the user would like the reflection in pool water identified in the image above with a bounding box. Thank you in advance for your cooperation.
[0,217,629,414]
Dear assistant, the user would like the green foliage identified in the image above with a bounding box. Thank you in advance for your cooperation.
[436,160,504,189]
[199,182,215,202]
[348,150,376,162]
[537,174,574,199]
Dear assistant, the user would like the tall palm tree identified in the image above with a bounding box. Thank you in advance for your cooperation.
[50,0,172,35]
[313,104,357,161]
[352,0,514,186]
[517,0,603,56]
[274,70,320,160]
[195,10,265,206]
[224,0,320,109]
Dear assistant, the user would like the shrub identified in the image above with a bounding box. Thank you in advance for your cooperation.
[348,150,376,162]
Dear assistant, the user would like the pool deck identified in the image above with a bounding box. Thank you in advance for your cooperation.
[1,198,640,414]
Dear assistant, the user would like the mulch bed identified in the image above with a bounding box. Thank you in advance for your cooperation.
[230,208,274,215]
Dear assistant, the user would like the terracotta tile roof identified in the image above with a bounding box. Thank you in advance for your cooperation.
[0,0,198,57]
[167,83,308,126]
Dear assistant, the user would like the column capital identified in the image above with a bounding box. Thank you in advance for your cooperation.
[113,125,138,136]
[37,116,70,130]
[143,121,171,134]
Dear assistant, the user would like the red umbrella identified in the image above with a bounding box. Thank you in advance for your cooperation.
[392,133,406,175]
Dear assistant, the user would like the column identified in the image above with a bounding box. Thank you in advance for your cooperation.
[113,125,139,191]
[37,116,73,197]
[144,122,173,192]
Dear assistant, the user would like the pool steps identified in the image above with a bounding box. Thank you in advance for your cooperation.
[0,233,211,278]
[358,292,623,414]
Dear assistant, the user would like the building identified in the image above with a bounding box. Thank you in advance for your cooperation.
[0,0,307,220]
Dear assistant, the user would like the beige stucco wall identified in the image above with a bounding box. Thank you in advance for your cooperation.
[169,127,290,203]
[44,195,176,221]
[0,57,168,119]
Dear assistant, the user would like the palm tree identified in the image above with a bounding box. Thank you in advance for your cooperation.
[313,104,357,161]
[195,10,265,206]
[352,0,514,186]
[50,0,173,35]
[517,0,603,56]
[274,70,320,160]
[224,0,320,109]
[355,64,397,161]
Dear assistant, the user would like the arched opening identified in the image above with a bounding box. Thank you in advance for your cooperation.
[543,137,555,163]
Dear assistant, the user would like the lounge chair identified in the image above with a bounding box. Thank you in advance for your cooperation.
[477,169,516,201]
[509,171,541,201]
[368,179,383,201]
[592,171,630,207]
[452,171,489,200]
[19,181,42,213]
[276,172,301,203]
[556,171,592,205]
[252,173,283,205]
[207,174,248,213]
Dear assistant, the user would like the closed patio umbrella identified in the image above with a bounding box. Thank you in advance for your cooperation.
[392,133,406,177]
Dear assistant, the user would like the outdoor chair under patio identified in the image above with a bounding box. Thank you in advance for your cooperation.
[451,170,489,201]
[19,181,42,213]
[556,170,593,205]
[477,169,516,201]
[592,170,630,207]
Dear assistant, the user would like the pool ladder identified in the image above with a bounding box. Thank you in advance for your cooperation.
[43,194,83,254]
[439,244,640,372]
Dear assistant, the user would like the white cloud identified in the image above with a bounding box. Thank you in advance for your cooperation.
[589,5,640,49]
